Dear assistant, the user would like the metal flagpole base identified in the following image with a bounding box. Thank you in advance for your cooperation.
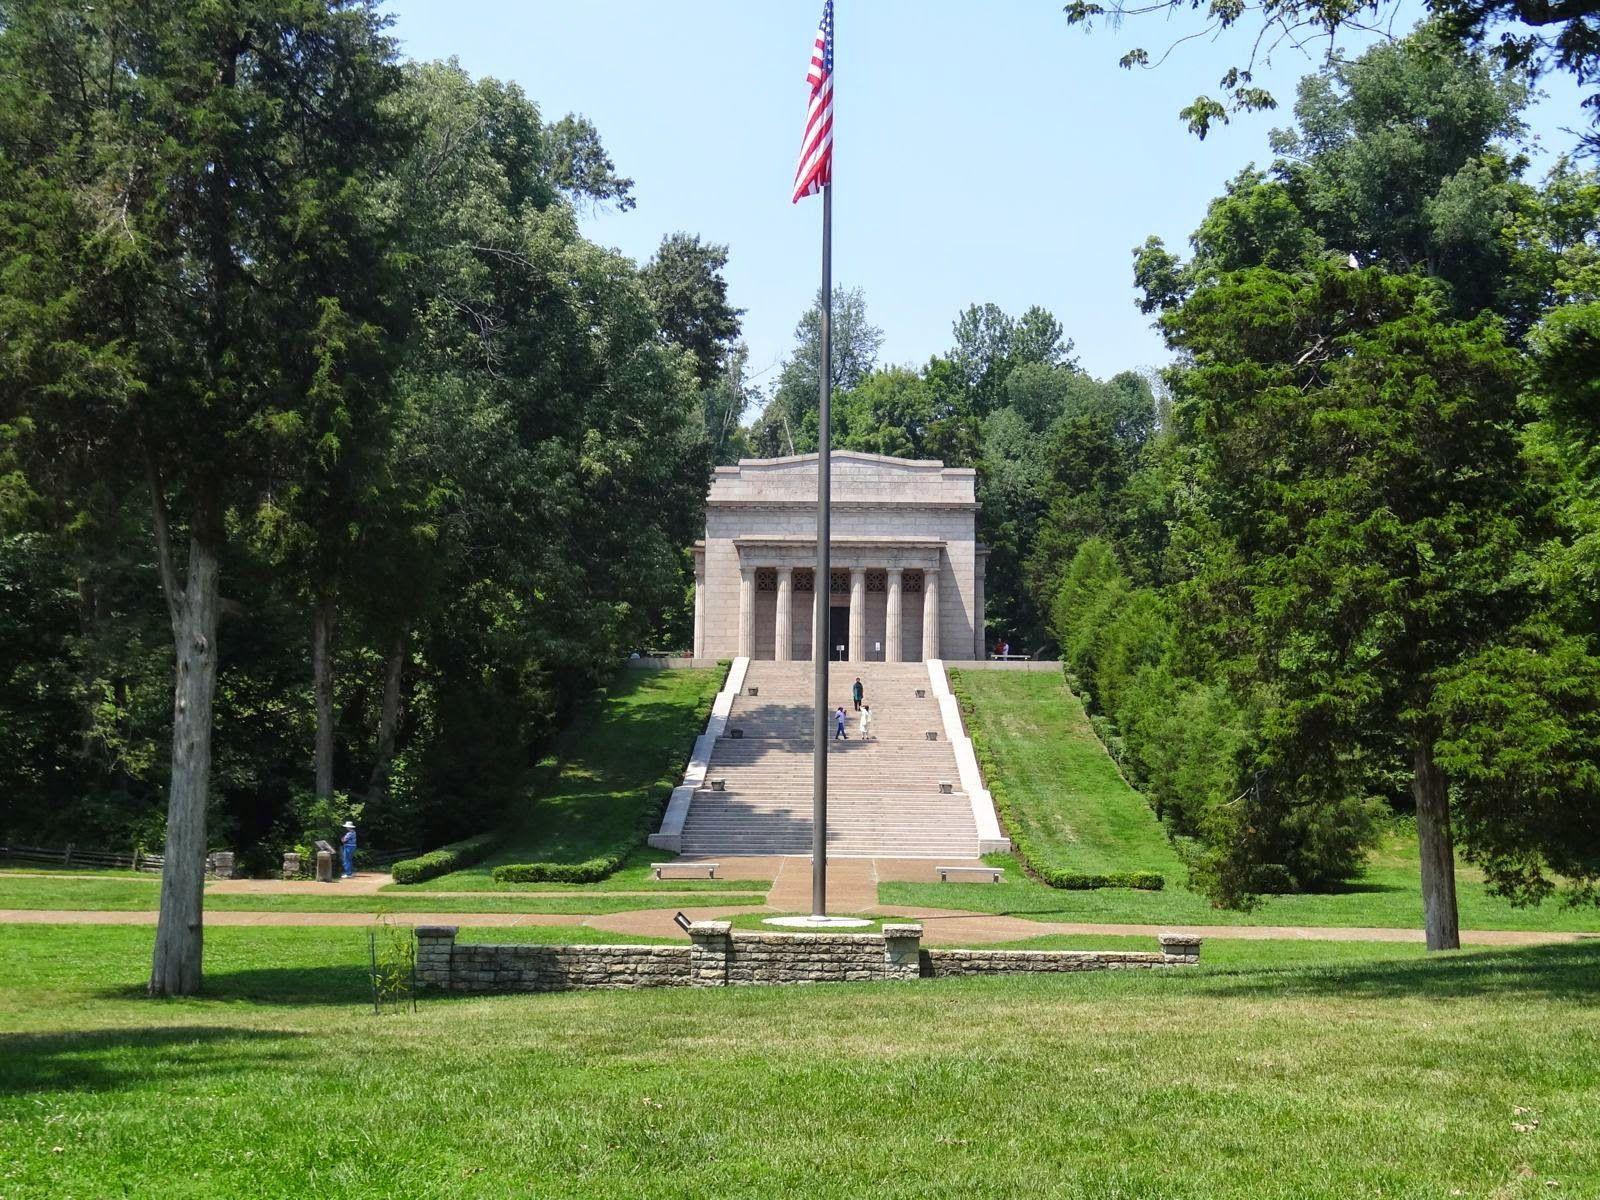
[763,915,873,929]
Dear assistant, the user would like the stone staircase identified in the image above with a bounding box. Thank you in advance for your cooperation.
[677,662,981,858]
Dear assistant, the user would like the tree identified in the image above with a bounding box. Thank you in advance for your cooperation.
[949,303,1017,419]
[1167,261,1600,948]
[1133,32,1542,328]
[0,0,404,995]
[1063,0,1600,148]
[1273,30,1532,319]
[640,233,744,387]
[368,60,707,834]
[838,368,937,459]
[749,287,882,456]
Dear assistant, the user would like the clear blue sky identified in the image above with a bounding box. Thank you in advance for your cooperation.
[385,1,1586,392]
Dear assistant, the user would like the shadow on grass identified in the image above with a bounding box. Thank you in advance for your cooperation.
[1194,941,1600,1004]
[0,1026,311,1095]
[92,963,372,1006]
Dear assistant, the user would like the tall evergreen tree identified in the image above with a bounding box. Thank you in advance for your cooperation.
[1168,262,1600,948]
[0,0,404,994]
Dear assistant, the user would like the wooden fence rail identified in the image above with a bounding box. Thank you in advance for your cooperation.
[1,842,166,872]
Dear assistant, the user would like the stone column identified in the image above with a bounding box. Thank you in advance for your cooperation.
[921,567,941,661]
[885,568,904,663]
[882,923,923,981]
[689,920,731,986]
[972,552,986,661]
[848,567,867,662]
[414,926,458,990]
[737,566,756,659]
[774,567,793,662]
[693,559,706,660]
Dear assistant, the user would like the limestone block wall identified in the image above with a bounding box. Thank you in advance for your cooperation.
[923,937,1201,978]
[414,926,1201,994]
[415,929,692,992]
[719,928,922,985]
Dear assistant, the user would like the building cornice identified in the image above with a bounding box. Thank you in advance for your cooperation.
[708,499,980,513]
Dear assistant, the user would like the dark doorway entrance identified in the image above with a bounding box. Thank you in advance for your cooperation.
[828,605,849,660]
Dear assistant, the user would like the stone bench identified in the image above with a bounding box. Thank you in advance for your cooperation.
[653,861,719,880]
[938,865,1004,883]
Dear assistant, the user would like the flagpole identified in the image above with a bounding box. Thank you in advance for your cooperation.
[811,179,832,920]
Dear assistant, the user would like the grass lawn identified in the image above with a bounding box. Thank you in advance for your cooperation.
[0,873,761,916]
[937,668,1600,933]
[410,666,727,890]
[2,923,1596,1197]
[949,666,1185,878]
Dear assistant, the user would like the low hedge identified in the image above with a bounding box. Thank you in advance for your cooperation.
[389,831,503,885]
[491,854,622,885]
[1032,864,1164,891]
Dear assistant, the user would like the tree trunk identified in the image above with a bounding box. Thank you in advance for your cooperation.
[1412,738,1461,952]
[312,592,337,798]
[149,528,221,997]
[366,626,406,802]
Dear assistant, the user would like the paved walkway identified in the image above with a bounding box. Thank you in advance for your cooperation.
[7,858,1596,947]
[208,872,393,895]
[1,906,1589,947]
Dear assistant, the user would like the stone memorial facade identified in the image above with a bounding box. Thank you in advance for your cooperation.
[693,451,988,662]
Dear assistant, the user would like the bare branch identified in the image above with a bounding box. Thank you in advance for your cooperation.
[142,444,184,631]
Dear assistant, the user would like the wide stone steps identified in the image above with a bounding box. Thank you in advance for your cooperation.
[674,660,981,858]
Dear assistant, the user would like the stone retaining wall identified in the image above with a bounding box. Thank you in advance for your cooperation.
[414,924,1202,994]
[924,940,1200,978]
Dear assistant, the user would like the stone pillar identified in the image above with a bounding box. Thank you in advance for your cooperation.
[775,567,793,662]
[689,920,732,986]
[415,925,458,989]
[737,566,755,659]
[885,568,904,663]
[693,560,706,660]
[921,567,941,661]
[848,568,867,662]
[882,924,923,981]
[1158,934,1203,963]
[972,552,986,660]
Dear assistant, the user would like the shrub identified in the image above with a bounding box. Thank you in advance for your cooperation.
[1031,864,1165,891]
[389,831,502,885]
[491,855,620,884]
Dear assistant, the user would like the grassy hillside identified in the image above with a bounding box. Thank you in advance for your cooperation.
[3,923,1597,1197]
[949,668,1183,877]
[414,666,726,889]
[922,668,1600,933]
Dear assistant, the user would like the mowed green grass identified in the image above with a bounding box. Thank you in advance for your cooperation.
[2,923,1597,1198]
[410,666,728,890]
[0,873,761,916]
[948,667,1184,877]
[925,669,1600,933]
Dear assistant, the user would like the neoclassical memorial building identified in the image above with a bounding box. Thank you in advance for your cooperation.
[693,451,987,662]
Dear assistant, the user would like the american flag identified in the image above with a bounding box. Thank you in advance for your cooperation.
[791,0,834,203]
